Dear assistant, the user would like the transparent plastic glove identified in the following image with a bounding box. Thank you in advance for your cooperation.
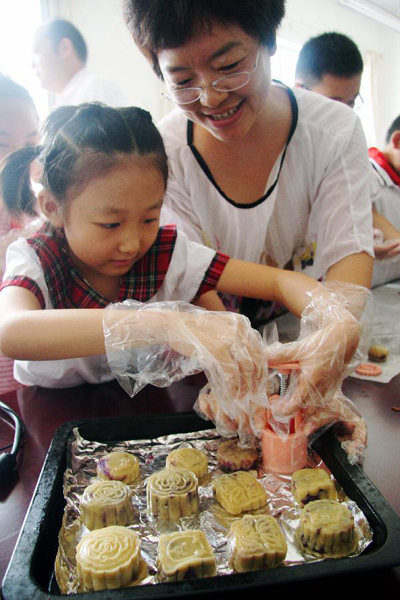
[374,237,400,260]
[103,300,268,401]
[302,391,367,465]
[266,282,372,420]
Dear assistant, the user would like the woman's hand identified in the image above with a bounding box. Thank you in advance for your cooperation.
[373,237,400,260]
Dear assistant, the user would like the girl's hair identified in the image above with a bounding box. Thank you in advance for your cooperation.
[123,0,285,78]
[0,75,37,106]
[0,103,168,218]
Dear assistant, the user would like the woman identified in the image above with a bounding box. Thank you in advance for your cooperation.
[123,0,373,302]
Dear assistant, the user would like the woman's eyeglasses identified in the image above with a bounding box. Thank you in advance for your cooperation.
[162,48,260,105]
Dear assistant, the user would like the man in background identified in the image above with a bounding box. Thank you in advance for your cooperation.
[32,19,127,109]
[295,31,400,285]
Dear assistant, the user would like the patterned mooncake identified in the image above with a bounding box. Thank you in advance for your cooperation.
[217,439,259,472]
[80,480,134,530]
[291,468,338,507]
[212,471,268,515]
[157,530,216,582]
[97,451,140,484]
[147,468,198,521]
[166,447,208,479]
[228,515,287,571]
[296,499,358,558]
[76,526,141,591]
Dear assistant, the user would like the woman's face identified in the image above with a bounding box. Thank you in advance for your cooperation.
[0,98,39,161]
[157,21,273,143]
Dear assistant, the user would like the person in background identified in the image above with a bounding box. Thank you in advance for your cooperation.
[0,75,41,394]
[295,31,400,283]
[122,0,373,329]
[368,116,400,285]
[32,19,127,109]
[295,31,363,109]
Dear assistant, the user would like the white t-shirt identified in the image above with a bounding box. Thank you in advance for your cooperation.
[370,158,400,287]
[159,86,373,281]
[2,226,226,388]
[53,67,128,109]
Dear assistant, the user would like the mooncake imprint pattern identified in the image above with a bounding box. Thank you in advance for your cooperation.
[147,468,198,521]
[166,447,208,479]
[217,439,259,472]
[228,515,287,572]
[296,499,358,558]
[76,526,141,591]
[213,471,268,515]
[291,468,338,507]
[97,451,140,483]
[80,480,134,530]
[157,530,216,582]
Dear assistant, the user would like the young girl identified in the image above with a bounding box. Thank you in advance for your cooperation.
[0,76,41,394]
[0,103,363,427]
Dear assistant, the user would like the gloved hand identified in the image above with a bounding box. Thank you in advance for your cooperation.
[266,282,372,420]
[103,300,268,400]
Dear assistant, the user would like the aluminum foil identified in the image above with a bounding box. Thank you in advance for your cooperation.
[55,427,373,594]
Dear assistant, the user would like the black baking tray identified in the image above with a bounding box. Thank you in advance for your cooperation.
[3,412,400,599]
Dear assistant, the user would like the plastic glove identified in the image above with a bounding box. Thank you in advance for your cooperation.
[103,300,268,401]
[266,282,372,420]
[302,391,367,465]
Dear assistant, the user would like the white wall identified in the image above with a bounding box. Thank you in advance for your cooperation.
[66,0,399,143]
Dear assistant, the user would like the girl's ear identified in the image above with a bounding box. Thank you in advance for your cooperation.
[38,189,63,227]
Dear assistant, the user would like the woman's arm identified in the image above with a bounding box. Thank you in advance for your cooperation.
[216,258,320,317]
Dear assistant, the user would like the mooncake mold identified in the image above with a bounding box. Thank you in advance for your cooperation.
[147,468,198,521]
[217,439,259,472]
[166,447,208,479]
[228,515,287,572]
[296,499,358,558]
[76,526,141,591]
[291,468,338,507]
[157,530,216,582]
[212,471,268,515]
[80,480,134,530]
[97,451,140,483]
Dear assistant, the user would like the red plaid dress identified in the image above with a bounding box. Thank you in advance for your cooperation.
[0,222,229,388]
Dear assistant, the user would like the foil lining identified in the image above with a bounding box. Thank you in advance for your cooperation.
[56,427,373,594]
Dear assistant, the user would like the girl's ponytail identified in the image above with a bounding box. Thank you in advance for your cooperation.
[0,146,41,219]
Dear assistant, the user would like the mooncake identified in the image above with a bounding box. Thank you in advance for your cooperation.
[80,480,134,530]
[147,468,198,521]
[76,526,141,591]
[166,447,208,479]
[296,499,358,558]
[157,530,216,582]
[213,471,267,515]
[217,439,259,472]
[368,344,389,362]
[228,515,287,571]
[291,468,338,507]
[97,451,140,483]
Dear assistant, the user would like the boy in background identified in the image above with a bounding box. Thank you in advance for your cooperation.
[295,32,400,284]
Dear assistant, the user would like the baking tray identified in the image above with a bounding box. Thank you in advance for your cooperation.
[3,412,400,599]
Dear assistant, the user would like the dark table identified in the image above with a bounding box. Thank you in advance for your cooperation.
[1,370,400,596]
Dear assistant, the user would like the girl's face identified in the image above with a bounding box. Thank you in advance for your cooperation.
[0,98,39,161]
[57,157,165,292]
[157,21,273,142]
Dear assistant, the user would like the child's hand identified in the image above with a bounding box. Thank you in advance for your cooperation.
[103,301,268,401]
[373,237,400,260]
